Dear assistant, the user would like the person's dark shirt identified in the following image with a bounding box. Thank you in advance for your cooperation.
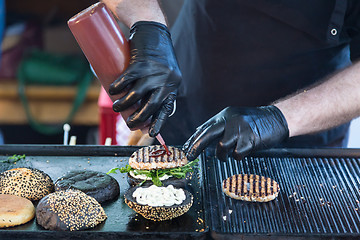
[161,0,360,147]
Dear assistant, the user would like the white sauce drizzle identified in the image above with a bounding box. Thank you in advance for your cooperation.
[132,185,186,207]
[129,170,171,181]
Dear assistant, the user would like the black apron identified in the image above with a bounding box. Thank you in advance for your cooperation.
[161,0,360,147]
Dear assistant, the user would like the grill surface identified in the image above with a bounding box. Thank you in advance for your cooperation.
[202,148,360,239]
[0,145,208,240]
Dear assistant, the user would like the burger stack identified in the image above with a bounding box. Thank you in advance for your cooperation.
[111,145,198,221]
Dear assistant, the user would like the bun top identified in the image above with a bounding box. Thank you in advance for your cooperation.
[0,167,54,201]
[129,145,188,170]
[0,194,34,213]
[0,194,35,228]
[36,189,107,231]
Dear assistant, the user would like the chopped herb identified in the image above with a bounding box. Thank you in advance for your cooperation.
[1,154,26,163]
[107,168,119,174]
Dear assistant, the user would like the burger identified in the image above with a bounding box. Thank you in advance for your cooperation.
[108,145,198,187]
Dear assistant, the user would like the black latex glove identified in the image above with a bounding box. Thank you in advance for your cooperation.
[109,21,181,137]
[183,106,289,161]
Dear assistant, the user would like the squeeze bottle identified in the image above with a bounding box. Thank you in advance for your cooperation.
[68,2,169,152]
[68,2,149,130]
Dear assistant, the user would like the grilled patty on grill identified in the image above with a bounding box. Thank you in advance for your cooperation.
[222,174,279,202]
[129,145,188,170]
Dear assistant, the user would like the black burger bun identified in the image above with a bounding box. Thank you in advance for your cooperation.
[36,189,107,231]
[54,170,120,203]
[124,185,193,221]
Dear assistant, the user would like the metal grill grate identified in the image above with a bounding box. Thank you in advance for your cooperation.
[202,149,360,238]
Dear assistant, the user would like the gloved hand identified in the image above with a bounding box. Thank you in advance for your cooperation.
[182,106,289,161]
[109,21,181,137]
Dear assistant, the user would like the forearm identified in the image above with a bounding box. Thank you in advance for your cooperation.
[274,61,360,137]
[102,0,167,27]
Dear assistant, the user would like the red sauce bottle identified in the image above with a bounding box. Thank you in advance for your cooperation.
[68,3,170,154]
[68,2,149,131]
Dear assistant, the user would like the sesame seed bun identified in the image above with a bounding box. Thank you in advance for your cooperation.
[36,189,107,231]
[0,168,54,201]
[0,194,35,228]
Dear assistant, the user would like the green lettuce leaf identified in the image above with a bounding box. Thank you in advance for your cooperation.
[107,159,199,187]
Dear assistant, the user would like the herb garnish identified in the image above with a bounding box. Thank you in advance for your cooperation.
[1,154,26,163]
[107,159,199,186]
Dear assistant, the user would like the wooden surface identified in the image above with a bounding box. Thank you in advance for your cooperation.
[0,80,101,125]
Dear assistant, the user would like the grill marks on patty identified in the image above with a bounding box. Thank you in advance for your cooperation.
[222,174,279,202]
[129,145,188,170]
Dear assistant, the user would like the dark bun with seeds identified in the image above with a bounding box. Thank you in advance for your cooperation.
[124,185,193,221]
[0,168,54,201]
[0,194,35,228]
[36,189,107,231]
[55,170,120,203]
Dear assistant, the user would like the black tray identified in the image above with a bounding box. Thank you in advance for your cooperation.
[202,148,360,240]
[0,145,209,240]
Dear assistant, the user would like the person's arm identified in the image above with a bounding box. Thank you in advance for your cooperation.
[275,61,360,137]
[102,0,167,27]
[183,62,360,161]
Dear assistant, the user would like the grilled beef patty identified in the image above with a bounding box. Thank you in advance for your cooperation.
[129,145,188,170]
[222,174,280,202]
